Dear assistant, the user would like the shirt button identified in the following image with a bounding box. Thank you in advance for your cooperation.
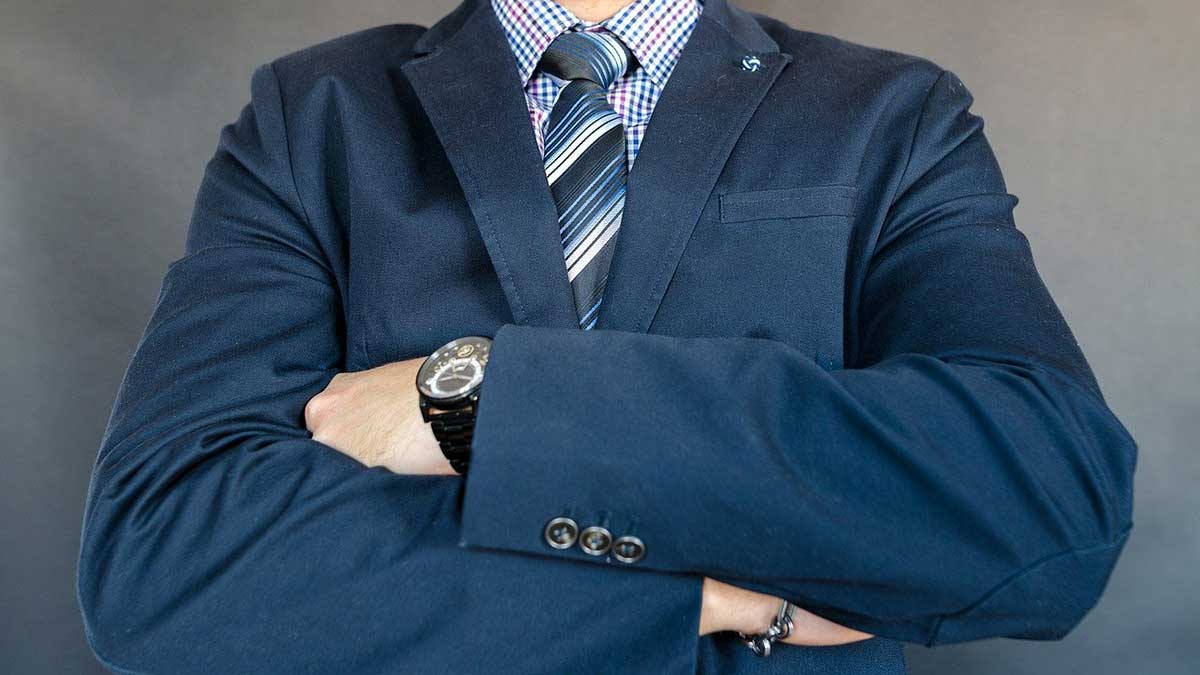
[544,517,579,550]
[579,526,613,556]
[612,536,645,564]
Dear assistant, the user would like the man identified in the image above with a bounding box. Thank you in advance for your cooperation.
[77,0,1136,672]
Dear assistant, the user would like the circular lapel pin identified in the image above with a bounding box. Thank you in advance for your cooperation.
[741,55,763,72]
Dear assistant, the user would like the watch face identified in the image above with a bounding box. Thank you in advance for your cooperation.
[417,336,492,403]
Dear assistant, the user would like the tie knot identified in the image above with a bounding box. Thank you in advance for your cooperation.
[538,29,634,90]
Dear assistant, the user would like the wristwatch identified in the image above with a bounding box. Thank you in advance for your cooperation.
[415,336,492,474]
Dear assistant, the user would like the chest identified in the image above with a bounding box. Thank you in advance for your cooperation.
[295,59,899,376]
[336,156,858,375]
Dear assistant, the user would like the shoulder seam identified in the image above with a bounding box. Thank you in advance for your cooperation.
[265,61,316,241]
[894,68,950,196]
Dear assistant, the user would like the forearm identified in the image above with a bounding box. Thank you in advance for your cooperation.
[458,322,1134,645]
[81,428,703,673]
[80,293,704,674]
[305,352,873,649]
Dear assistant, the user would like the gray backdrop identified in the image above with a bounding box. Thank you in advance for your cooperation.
[2,0,1196,673]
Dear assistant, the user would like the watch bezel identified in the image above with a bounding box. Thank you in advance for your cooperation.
[415,336,492,405]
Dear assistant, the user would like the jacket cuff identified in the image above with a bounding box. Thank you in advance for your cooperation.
[460,323,663,569]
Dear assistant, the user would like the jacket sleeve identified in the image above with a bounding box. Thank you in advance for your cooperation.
[457,69,1137,647]
[77,63,703,675]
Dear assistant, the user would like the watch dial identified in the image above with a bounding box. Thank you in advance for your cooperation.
[417,336,492,402]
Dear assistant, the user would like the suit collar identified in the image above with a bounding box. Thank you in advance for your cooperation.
[404,0,790,332]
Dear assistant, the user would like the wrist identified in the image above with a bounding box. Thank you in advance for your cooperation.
[700,578,778,635]
[416,336,492,474]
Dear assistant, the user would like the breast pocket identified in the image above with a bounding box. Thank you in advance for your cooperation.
[718,185,858,223]
[653,184,858,370]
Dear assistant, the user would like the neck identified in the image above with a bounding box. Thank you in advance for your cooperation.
[556,0,636,22]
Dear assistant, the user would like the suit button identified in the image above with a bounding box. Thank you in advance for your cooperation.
[544,517,579,549]
[612,536,645,564]
[579,526,613,556]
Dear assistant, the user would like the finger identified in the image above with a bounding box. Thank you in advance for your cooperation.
[780,606,874,647]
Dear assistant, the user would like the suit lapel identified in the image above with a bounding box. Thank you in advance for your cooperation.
[401,0,790,333]
[401,0,579,329]
[595,0,791,332]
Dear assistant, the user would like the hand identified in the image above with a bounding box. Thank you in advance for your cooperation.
[304,356,456,475]
[699,578,873,647]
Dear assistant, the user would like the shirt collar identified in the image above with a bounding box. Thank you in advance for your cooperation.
[491,0,703,90]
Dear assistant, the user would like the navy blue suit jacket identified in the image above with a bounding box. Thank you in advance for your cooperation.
[78,0,1136,672]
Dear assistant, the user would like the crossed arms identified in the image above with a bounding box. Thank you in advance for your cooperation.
[302,355,873,646]
[77,63,1136,673]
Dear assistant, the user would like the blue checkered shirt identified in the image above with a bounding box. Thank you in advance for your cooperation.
[490,0,703,169]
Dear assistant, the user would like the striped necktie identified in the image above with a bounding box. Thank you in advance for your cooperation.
[537,29,635,329]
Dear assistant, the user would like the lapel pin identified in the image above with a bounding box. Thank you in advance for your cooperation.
[741,55,763,72]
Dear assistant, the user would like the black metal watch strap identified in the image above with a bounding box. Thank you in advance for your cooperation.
[428,407,475,474]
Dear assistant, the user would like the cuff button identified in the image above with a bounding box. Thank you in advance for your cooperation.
[579,526,613,556]
[544,517,579,550]
[612,536,645,564]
